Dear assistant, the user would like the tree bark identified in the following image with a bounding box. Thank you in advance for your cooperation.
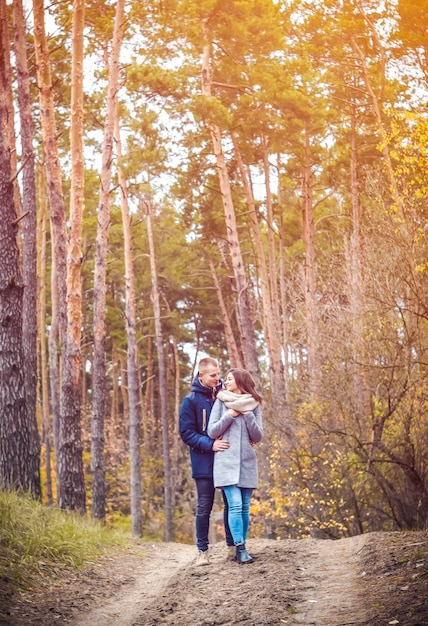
[143,335,155,451]
[160,291,186,501]
[0,16,39,494]
[208,257,242,367]
[91,0,125,520]
[201,22,260,383]
[278,172,291,400]
[348,100,371,434]
[351,37,401,209]
[233,137,284,399]
[58,0,86,513]
[0,0,20,214]
[115,114,143,537]
[261,138,286,395]
[37,163,53,505]
[301,125,319,395]
[12,0,41,499]
[143,196,173,542]
[33,0,68,501]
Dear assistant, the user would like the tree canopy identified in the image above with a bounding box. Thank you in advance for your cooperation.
[0,0,426,539]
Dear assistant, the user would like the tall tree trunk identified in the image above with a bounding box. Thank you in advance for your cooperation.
[201,22,260,383]
[37,164,53,505]
[348,100,370,434]
[160,291,186,500]
[81,345,88,409]
[143,335,155,451]
[115,115,143,537]
[351,37,401,209]
[48,248,61,500]
[0,22,39,494]
[261,137,286,394]
[1,0,20,214]
[58,0,86,513]
[301,125,319,395]
[91,0,125,521]
[119,353,130,428]
[278,172,290,400]
[261,135,280,318]
[233,137,284,398]
[143,196,173,542]
[12,0,41,498]
[33,0,68,500]
[208,257,242,367]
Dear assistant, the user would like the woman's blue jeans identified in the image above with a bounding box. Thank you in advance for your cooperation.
[223,485,253,545]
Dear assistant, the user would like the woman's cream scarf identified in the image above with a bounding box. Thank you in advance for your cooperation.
[217,389,258,413]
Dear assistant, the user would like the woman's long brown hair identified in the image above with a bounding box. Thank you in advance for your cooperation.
[227,368,263,404]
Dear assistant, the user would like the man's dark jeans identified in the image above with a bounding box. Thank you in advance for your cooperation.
[195,477,233,551]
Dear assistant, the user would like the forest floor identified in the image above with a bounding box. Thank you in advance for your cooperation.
[2,530,427,626]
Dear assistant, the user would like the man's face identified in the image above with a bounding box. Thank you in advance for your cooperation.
[199,364,220,388]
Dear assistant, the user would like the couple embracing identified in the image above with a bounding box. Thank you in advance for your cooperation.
[179,357,263,566]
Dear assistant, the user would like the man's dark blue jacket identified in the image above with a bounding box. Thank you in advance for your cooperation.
[179,376,222,479]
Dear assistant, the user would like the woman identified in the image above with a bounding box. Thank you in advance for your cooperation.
[207,368,263,564]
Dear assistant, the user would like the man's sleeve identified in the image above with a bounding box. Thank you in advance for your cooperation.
[179,397,213,453]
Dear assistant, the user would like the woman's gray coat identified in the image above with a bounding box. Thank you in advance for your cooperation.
[207,400,263,489]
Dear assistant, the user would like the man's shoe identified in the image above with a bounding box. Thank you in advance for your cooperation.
[195,550,210,566]
[227,545,236,561]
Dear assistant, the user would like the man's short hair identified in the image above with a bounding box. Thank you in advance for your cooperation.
[198,357,218,372]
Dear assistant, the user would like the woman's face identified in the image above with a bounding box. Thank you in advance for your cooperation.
[224,372,241,394]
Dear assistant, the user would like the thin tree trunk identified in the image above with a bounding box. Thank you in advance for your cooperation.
[349,100,370,432]
[120,353,130,427]
[208,257,242,367]
[233,137,284,398]
[48,253,61,500]
[58,0,86,513]
[12,0,41,499]
[91,0,125,521]
[115,114,143,537]
[277,156,290,400]
[143,196,173,542]
[109,348,119,446]
[160,291,185,494]
[1,0,20,214]
[351,38,400,208]
[32,0,68,343]
[37,163,53,505]
[201,22,260,383]
[81,345,88,409]
[261,138,285,395]
[261,135,280,316]
[143,335,155,451]
[33,0,68,500]
[301,125,319,395]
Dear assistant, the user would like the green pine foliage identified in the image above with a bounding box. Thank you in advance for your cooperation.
[4,0,426,537]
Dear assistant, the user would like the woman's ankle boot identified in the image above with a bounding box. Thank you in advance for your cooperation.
[235,542,254,564]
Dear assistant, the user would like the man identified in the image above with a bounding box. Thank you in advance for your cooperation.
[179,357,234,565]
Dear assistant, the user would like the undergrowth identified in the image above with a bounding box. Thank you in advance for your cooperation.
[0,489,130,591]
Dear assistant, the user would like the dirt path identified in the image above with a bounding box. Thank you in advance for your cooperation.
[297,535,368,626]
[71,537,368,626]
[7,531,428,626]
[72,543,195,626]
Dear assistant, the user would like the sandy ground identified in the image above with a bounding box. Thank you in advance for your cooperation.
[3,531,428,626]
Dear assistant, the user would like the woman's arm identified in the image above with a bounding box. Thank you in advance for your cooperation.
[243,405,263,443]
[207,400,235,439]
